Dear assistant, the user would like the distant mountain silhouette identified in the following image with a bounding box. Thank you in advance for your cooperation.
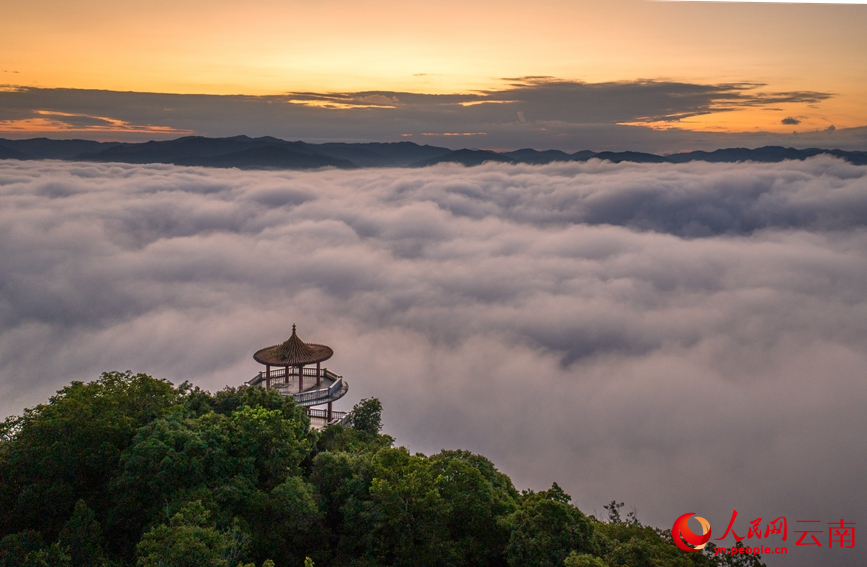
[0,138,119,159]
[173,146,356,169]
[664,146,867,165]
[73,136,322,164]
[1,136,865,169]
[317,142,452,167]
[577,150,667,163]
[409,149,516,167]
[311,145,399,167]
[570,150,598,161]
[502,149,573,164]
[0,144,30,160]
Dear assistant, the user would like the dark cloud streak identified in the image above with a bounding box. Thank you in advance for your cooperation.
[0,81,855,151]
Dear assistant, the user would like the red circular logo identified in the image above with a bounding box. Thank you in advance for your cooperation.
[672,512,712,552]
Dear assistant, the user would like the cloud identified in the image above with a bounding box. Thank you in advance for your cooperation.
[0,158,865,566]
[490,77,829,124]
[0,82,852,151]
[782,117,801,125]
[0,95,194,137]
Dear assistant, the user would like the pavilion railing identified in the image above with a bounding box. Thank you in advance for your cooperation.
[291,376,345,406]
[249,368,346,407]
[251,368,340,387]
[256,366,330,380]
[307,408,349,424]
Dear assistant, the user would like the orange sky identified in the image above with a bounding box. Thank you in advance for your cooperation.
[2,0,866,136]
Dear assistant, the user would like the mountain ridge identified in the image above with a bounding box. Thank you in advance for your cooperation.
[1,136,865,169]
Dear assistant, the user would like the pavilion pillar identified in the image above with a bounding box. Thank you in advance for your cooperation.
[328,401,333,422]
[252,327,334,401]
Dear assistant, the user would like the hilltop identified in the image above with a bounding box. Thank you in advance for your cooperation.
[0,372,762,567]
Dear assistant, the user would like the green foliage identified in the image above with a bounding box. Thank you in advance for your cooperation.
[316,422,393,454]
[108,397,314,560]
[58,500,107,567]
[429,450,518,566]
[0,531,72,567]
[309,449,378,564]
[346,398,383,435]
[1,531,44,567]
[564,552,609,567]
[0,372,764,567]
[706,541,766,567]
[367,447,456,566]
[504,485,596,567]
[246,476,324,567]
[135,501,247,567]
[596,522,721,567]
[603,501,625,524]
[0,371,178,539]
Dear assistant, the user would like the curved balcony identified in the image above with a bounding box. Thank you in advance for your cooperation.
[248,367,348,407]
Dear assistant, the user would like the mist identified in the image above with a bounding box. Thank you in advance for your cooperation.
[1,157,865,566]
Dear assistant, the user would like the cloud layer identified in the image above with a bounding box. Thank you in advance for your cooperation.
[2,81,860,152]
[1,158,866,565]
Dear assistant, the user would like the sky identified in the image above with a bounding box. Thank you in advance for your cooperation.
[2,0,867,150]
[1,159,865,566]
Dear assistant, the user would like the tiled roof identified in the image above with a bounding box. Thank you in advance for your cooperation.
[253,324,334,366]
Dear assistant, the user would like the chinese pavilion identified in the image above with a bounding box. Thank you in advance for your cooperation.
[248,325,349,428]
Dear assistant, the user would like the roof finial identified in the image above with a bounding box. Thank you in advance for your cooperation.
[292,323,297,335]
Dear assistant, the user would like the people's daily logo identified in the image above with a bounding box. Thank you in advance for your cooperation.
[672,510,856,557]
[672,512,712,552]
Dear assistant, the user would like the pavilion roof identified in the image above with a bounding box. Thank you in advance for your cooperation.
[253,325,334,367]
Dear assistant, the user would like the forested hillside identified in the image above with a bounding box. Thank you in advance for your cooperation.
[0,372,763,567]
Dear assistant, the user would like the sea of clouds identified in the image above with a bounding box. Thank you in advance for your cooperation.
[1,157,865,565]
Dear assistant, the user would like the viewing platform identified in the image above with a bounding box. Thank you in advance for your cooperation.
[248,325,349,428]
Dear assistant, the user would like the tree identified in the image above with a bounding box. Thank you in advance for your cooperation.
[3,374,757,567]
[0,531,71,567]
[347,398,383,435]
[596,522,721,567]
[0,531,45,567]
[367,447,455,567]
[58,500,107,567]
[110,404,313,558]
[135,501,247,567]
[603,501,625,524]
[309,450,378,565]
[0,371,178,540]
[207,385,311,429]
[564,552,609,567]
[429,450,519,566]
[504,485,596,567]
[248,477,324,567]
[710,541,766,567]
